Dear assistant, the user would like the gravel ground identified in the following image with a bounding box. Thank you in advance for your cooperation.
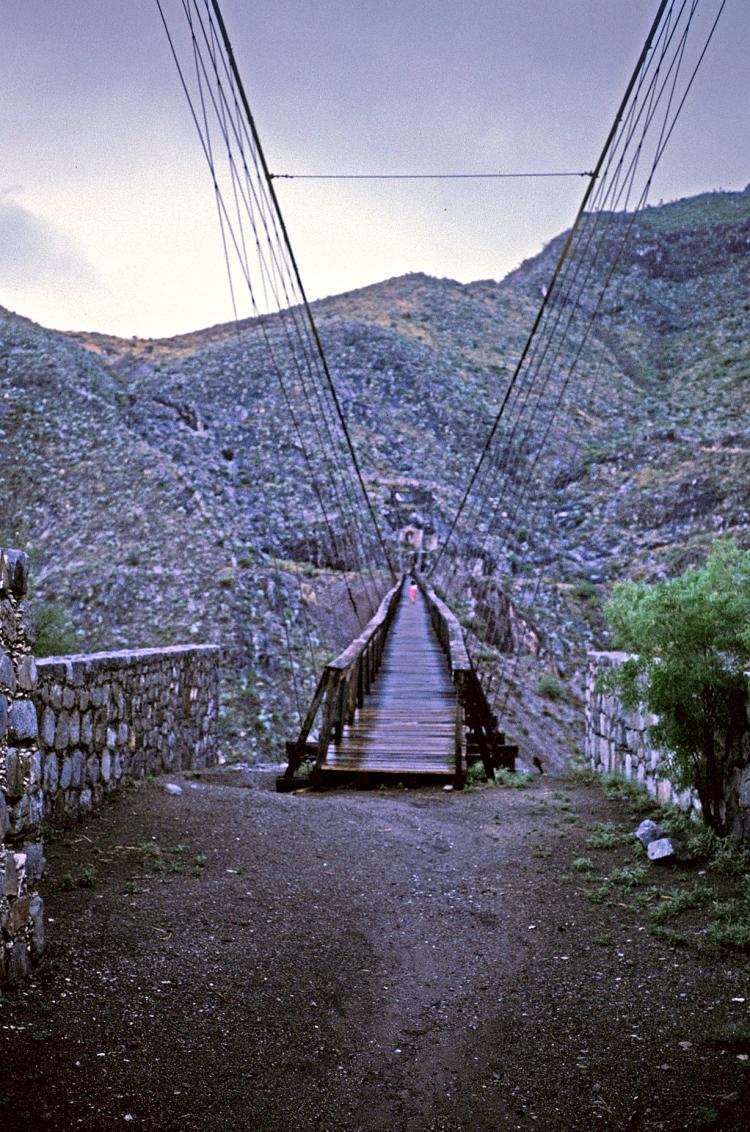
[1,768,748,1131]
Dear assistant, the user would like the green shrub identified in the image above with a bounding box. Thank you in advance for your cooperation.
[601,540,750,836]
[33,603,77,657]
[538,674,564,700]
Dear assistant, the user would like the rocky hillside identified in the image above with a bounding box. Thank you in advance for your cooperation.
[1,185,748,762]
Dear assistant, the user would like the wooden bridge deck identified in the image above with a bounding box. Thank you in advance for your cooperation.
[320,585,457,777]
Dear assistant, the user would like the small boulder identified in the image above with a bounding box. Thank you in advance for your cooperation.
[163,783,183,795]
[635,819,664,848]
[647,837,678,861]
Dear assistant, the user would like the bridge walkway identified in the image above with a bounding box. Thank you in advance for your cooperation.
[321,583,456,777]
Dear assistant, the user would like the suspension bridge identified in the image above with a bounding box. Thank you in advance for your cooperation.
[157,0,725,788]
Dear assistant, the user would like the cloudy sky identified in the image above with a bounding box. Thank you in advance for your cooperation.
[1,0,747,338]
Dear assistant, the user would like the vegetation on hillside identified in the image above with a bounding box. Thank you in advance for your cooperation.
[601,541,750,835]
[1,186,748,761]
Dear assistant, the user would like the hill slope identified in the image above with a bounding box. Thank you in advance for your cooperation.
[1,185,748,762]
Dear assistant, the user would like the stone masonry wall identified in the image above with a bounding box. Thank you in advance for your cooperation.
[586,651,750,840]
[35,644,220,825]
[2,545,221,986]
[0,549,45,985]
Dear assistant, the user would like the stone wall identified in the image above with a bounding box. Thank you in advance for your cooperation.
[0,549,45,985]
[585,651,750,839]
[35,645,219,825]
[1,545,221,986]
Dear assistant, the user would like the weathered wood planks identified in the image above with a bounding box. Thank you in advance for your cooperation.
[320,585,458,778]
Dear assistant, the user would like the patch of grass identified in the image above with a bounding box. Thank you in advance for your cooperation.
[138,842,165,871]
[650,885,711,923]
[702,900,750,954]
[77,864,98,889]
[585,822,627,850]
[571,579,597,601]
[572,856,595,873]
[610,863,649,889]
[707,838,750,879]
[193,853,209,877]
[591,933,613,946]
[570,764,599,786]
[650,925,689,946]
[532,846,552,859]
[492,768,532,789]
[586,885,611,904]
[631,887,660,908]
[599,773,655,814]
[692,1107,719,1129]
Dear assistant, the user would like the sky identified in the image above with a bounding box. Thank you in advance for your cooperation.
[1,0,747,339]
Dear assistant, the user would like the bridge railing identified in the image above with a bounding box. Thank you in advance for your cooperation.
[280,576,404,785]
[415,573,516,779]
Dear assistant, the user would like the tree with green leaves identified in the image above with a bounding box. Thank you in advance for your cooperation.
[601,541,750,837]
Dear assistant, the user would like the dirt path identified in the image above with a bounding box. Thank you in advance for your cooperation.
[1,769,748,1131]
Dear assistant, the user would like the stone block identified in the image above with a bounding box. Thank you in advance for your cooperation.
[648,837,679,861]
[101,749,112,783]
[0,693,7,739]
[69,710,80,746]
[0,651,15,693]
[7,940,31,982]
[16,655,37,692]
[41,706,56,747]
[85,755,100,786]
[62,687,76,710]
[27,749,42,788]
[28,790,43,828]
[0,791,9,838]
[635,819,664,848]
[0,893,30,935]
[29,894,45,961]
[9,699,38,742]
[3,748,19,796]
[71,749,85,789]
[1,549,29,596]
[80,711,93,748]
[23,842,46,883]
[43,752,59,795]
[60,756,74,791]
[657,778,674,805]
[2,850,19,896]
[54,711,70,751]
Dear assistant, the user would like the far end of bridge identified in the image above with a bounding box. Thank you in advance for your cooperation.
[278,574,517,791]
